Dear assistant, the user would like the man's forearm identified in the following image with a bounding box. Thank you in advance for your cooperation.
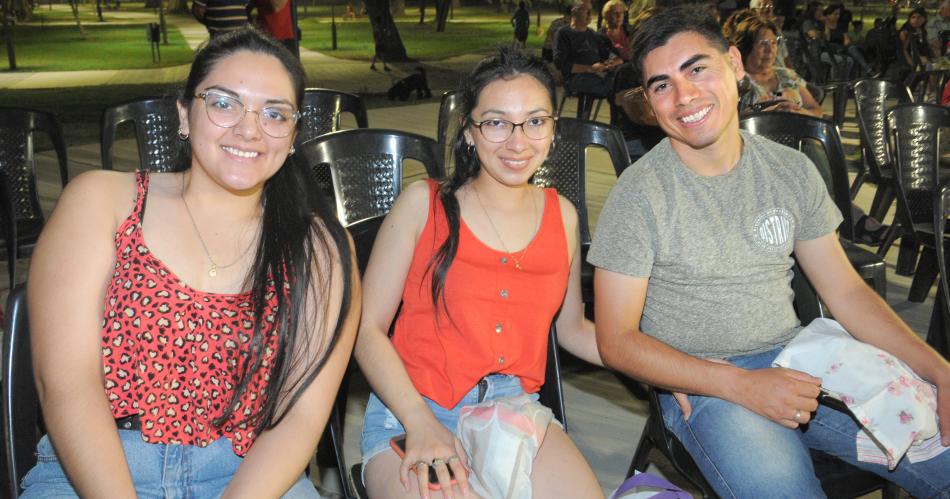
[599,327,743,400]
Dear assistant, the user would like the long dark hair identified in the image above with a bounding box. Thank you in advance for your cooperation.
[178,28,353,433]
[427,47,556,315]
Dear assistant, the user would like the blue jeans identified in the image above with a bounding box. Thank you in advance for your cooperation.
[659,348,950,499]
[19,430,318,498]
[360,374,544,465]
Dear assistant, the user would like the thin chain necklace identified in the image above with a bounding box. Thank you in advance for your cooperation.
[180,175,256,278]
[472,183,538,271]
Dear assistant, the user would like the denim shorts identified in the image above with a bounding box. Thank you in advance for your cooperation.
[360,374,543,467]
[19,430,319,498]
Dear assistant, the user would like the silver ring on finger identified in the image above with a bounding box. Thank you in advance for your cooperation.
[431,457,446,466]
[414,460,428,470]
[447,455,460,464]
[794,409,802,423]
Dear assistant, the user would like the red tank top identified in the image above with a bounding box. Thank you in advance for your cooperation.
[392,180,570,408]
[101,172,279,456]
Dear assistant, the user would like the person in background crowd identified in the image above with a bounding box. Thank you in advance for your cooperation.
[543,5,573,63]
[19,29,359,498]
[927,0,950,57]
[900,7,934,70]
[602,0,633,61]
[554,3,622,117]
[192,0,250,38]
[512,1,531,49]
[822,3,874,76]
[249,0,298,57]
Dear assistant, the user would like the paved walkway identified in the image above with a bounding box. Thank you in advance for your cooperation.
[0,12,484,93]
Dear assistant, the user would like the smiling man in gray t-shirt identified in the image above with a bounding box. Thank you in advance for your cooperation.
[589,6,950,498]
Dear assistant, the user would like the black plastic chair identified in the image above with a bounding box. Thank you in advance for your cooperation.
[905,69,950,105]
[931,168,950,359]
[296,88,370,146]
[625,266,899,499]
[0,108,69,284]
[100,96,183,172]
[2,285,38,499]
[295,129,444,226]
[740,111,887,298]
[557,91,605,122]
[881,104,950,304]
[347,323,569,499]
[531,118,630,306]
[436,90,464,174]
[852,78,913,223]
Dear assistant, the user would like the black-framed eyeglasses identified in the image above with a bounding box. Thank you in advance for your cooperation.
[196,90,300,138]
[471,116,557,143]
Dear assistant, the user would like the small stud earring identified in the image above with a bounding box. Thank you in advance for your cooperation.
[177,128,189,140]
[289,146,296,156]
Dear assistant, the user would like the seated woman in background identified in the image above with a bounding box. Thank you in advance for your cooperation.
[734,14,889,245]
[735,14,824,117]
[356,47,604,499]
[22,28,359,498]
[900,7,934,71]
[822,3,874,77]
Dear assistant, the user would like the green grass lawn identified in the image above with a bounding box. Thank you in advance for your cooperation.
[3,24,194,71]
[298,18,544,61]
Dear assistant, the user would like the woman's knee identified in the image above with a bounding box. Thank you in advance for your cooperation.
[531,425,603,499]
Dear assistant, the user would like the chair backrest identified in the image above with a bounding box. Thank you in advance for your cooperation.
[2,285,38,499]
[296,88,369,146]
[531,118,630,247]
[100,96,182,172]
[933,167,950,359]
[0,108,68,229]
[436,90,464,174]
[886,103,950,237]
[852,79,913,179]
[0,175,18,290]
[740,111,855,240]
[296,129,444,226]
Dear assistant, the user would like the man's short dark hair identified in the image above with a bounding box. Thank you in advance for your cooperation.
[631,5,730,84]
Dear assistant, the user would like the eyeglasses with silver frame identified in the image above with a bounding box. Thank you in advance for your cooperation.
[471,116,558,143]
[196,90,300,138]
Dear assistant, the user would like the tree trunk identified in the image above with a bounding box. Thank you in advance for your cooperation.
[417,0,424,23]
[434,0,449,32]
[365,0,408,61]
[68,0,86,38]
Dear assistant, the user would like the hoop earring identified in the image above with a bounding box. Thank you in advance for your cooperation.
[178,128,189,140]
[466,143,475,156]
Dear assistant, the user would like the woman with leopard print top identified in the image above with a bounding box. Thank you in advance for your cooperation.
[22,29,359,498]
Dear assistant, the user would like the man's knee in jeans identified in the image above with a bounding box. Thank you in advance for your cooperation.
[658,392,825,498]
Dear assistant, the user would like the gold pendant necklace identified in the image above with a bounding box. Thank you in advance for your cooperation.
[473,183,537,270]
[180,176,256,278]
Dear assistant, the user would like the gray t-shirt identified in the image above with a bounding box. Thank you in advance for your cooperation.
[588,131,843,359]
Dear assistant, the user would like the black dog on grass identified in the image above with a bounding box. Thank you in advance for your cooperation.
[387,67,432,101]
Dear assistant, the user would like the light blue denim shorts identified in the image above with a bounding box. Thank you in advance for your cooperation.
[360,374,540,467]
[19,430,318,498]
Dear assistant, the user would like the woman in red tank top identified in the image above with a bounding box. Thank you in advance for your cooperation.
[357,48,604,498]
[23,30,359,498]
